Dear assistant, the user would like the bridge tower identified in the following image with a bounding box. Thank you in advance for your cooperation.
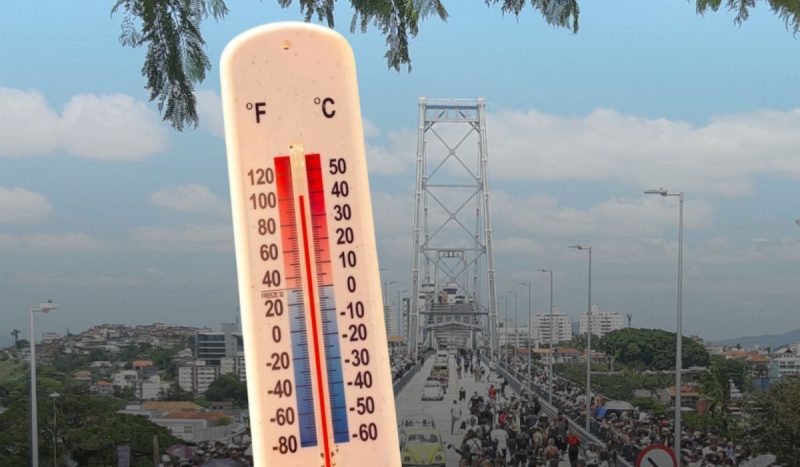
[408,98,499,359]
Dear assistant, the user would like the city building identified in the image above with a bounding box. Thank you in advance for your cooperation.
[41,332,61,342]
[579,306,626,338]
[384,304,398,336]
[531,307,572,345]
[137,374,172,400]
[498,324,536,348]
[72,370,92,383]
[771,346,800,379]
[178,360,221,393]
[194,328,243,366]
[220,351,247,381]
[92,379,114,395]
[132,359,154,370]
[112,369,139,389]
[119,401,242,443]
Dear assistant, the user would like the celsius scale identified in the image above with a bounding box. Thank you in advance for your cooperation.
[220,23,400,467]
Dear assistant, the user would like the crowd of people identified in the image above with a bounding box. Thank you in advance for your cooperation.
[390,344,418,382]
[446,350,615,466]
[499,357,763,466]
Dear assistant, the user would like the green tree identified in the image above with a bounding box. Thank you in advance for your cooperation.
[205,373,248,407]
[109,1,800,131]
[602,328,709,370]
[698,362,731,414]
[564,333,600,351]
[163,383,194,401]
[746,378,800,464]
[0,389,176,466]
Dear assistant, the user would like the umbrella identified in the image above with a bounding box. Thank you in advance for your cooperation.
[202,459,243,467]
[604,400,634,411]
[167,444,199,461]
[741,454,777,467]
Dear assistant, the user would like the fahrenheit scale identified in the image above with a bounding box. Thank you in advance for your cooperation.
[220,23,400,467]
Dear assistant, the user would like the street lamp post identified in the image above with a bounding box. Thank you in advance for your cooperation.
[30,300,58,467]
[508,289,519,358]
[50,391,60,467]
[518,282,532,380]
[503,295,509,361]
[645,188,684,456]
[569,245,592,432]
[511,290,519,359]
[537,269,554,403]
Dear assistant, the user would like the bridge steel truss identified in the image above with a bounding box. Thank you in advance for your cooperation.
[408,97,499,358]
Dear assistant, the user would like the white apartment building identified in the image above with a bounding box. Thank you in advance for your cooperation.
[384,304,397,336]
[137,374,171,400]
[580,306,626,338]
[178,360,221,393]
[531,307,572,345]
[499,324,537,348]
[771,346,800,379]
[220,351,247,381]
[112,370,139,389]
[42,332,61,342]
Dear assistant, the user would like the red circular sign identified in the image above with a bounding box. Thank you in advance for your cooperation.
[635,444,677,467]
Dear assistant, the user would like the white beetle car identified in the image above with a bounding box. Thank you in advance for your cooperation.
[421,380,445,401]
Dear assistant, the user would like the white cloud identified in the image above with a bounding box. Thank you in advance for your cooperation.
[364,128,418,175]
[130,223,233,252]
[364,107,800,196]
[0,232,108,253]
[196,89,225,138]
[0,88,60,156]
[488,108,800,196]
[0,87,167,160]
[13,268,188,287]
[0,186,53,224]
[149,184,229,216]
[690,235,800,264]
[491,192,714,239]
[362,118,380,139]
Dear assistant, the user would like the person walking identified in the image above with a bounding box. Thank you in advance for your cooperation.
[451,400,464,434]
[490,423,509,464]
[543,438,560,467]
[567,430,581,467]
[585,443,600,467]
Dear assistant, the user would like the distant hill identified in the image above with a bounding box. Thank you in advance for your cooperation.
[715,328,800,350]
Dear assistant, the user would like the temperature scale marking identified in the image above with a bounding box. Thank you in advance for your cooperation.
[275,156,317,448]
[306,154,350,443]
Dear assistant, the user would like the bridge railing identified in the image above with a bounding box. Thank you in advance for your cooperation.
[486,357,634,467]
[392,350,434,395]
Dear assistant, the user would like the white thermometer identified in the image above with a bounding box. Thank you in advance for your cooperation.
[220,22,400,467]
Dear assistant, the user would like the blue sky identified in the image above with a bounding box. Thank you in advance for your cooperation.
[1,1,799,341]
